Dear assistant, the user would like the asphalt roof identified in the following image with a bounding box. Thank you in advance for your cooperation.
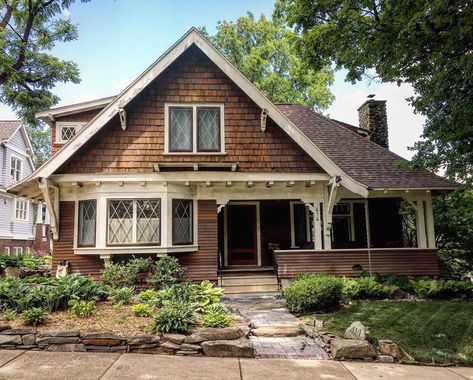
[0,120,21,141]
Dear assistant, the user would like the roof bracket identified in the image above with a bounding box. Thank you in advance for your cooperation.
[118,108,126,130]
[260,108,268,132]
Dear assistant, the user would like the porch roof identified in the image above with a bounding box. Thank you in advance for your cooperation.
[276,104,458,191]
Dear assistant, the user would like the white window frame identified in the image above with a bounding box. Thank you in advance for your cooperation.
[56,122,86,144]
[289,201,312,248]
[12,247,23,256]
[9,154,23,182]
[14,198,29,222]
[164,103,225,154]
[3,247,10,255]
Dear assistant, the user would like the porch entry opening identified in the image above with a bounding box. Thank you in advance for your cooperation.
[226,204,258,266]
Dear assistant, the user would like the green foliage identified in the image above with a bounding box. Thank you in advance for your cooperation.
[375,273,415,294]
[283,274,343,313]
[202,313,231,328]
[0,253,51,271]
[275,0,473,183]
[126,257,153,278]
[201,12,333,111]
[21,307,48,326]
[191,280,224,309]
[109,287,134,305]
[203,303,229,316]
[138,289,159,304]
[151,301,196,333]
[146,256,186,290]
[68,296,96,317]
[102,263,135,289]
[413,279,473,300]
[131,303,153,317]
[2,309,16,321]
[342,276,398,300]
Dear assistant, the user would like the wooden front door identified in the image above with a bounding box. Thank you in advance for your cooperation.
[227,204,258,266]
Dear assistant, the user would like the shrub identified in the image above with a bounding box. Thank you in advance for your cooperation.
[147,255,186,290]
[342,276,398,300]
[68,296,96,317]
[283,274,343,314]
[203,303,229,315]
[376,273,415,293]
[109,287,134,305]
[21,308,48,326]
[126,257,153,278]
[102,263,135,288]
[202,313,231,328]
[2,309,16,321]
[151,301,196,333]
[413,279,473,299]
[138,289,159,304]
[131,303,153,317]
[192,280,224,308]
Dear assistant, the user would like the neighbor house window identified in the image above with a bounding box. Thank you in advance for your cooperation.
[14,198,28,221]
[10,156,22,182]
[3,247,10,255]
[107,199,161,245]
[78,200,97,247]
[12,247,23,256]
[167,104,223,153]
[172,199,193,245]
[56,122,85,143]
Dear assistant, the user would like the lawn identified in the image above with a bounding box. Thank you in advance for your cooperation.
[315,300,473,366]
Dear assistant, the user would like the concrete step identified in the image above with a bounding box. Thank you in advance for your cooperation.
[223,283,280,294]
[221,276,278,286]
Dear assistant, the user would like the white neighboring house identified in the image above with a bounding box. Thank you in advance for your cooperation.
[0,121,40,255]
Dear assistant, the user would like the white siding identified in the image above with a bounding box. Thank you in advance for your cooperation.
[0,196,13,237]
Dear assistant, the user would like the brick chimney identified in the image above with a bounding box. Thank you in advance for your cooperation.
[357,98,389,148]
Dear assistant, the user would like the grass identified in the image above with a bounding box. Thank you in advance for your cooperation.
[314,300,473,366]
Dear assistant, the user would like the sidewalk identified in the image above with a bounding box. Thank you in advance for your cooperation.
[0,350,471,380]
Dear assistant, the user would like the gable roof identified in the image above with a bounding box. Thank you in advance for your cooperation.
[8,28,456,197]
[0,120,22,141]
[276,104,456,189]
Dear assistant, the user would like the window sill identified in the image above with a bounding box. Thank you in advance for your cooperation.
[162,152,227,156]
[74,245,199,256]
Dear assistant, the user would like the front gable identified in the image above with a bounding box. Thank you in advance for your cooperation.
[58,46,323,174]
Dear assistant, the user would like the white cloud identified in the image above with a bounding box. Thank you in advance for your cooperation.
[327,73,425,160]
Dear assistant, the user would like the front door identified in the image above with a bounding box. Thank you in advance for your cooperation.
[226,204,258,266]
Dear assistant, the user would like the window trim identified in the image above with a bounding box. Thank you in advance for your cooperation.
[164,103,225,154]
[171,198,194,245]
[13,197,29,222]
[56,121,86,144]
[77,199,97,248]
[106,198,162,247]
[9,154,23,182]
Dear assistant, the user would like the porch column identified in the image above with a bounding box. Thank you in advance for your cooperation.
[415,200,428,248]
[302,200,323,250]
[36,203,44,224]
[424,198,436,248]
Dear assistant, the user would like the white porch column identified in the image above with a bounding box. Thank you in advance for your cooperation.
[314,204,322,250]
[44,206,51,225]
[415,200,428,248]
[424,198,436,248]
[36,203,44,224]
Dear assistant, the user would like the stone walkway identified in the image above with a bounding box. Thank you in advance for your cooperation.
[224,297,329,360]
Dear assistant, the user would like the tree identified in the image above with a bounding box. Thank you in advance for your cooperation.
[1,0,88,165]
[201,12,334,111]
[275,0,473,183]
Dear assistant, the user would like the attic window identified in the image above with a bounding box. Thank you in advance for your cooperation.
[56,122,86,144]
[165,104,224,154]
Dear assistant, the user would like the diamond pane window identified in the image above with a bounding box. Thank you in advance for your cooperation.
[137,200,161,244]
[197,108,220,151]
[60,126,77,142]
[78,200,96,247]
[172,199,193,245]
[108,200,134,244]
[169,107,192,151]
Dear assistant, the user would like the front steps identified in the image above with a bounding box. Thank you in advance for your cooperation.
[219,272,280,296]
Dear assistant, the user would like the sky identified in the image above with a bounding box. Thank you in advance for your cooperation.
[0,0,425,160]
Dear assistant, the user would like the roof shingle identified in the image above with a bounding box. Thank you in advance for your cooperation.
[0,120,22,141]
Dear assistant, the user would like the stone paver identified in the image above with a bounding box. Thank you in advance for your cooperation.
[225,297,329,359]
[0,351,120,380]
[449,367,473,379]
[101,353,241,380]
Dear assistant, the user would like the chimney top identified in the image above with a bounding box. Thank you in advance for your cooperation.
[358,99,389,149]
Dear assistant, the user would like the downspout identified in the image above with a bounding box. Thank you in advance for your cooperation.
[364,199,373,275]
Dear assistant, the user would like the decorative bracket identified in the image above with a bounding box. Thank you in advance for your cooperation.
[217,199,229,214]
[260,108,268,132]
[118,108,126,130]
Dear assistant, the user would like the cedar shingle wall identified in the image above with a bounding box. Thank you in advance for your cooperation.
[178,200,218,282]
[57,45,322,174]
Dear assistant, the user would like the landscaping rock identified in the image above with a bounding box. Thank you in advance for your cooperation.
[378,340,402,359]
[85,346,111,351]
[330,338,377,359]
[82,332,125,346]
[2,329,36,335]
[304,319,325,329]
[377,354,395,363]
[176,350,200,356]
[36,337,79,345]
[39,330,80,337]
[345,321,368,340]
[201,338,255,358]
[251,325,301,337]
[180,343,201,351]
[162,333,186,345]
[185,327,245,343]
[0,335,21,345]
[128,335,161,345]
[0,325,12,332]
[129,343,159,349]
[22,334,36,345]
[129,346,175,355]
[46,343,87,352]
[82,332,125,340]
[160,341,181,350]
[3,267,20,278]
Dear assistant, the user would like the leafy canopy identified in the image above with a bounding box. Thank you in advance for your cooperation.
[275,0,473,183]
[201,12,334,111]
[1,0,89,165]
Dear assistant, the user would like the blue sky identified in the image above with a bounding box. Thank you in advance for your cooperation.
[0,0,425,159]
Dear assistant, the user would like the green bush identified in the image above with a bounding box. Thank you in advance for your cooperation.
[21,308,48,326]
[283,274,343,314]
[147,255,186,290]
[2,309,16,321]
[342,276,398,300]
[203,303,229,315]
[68,296,96,317]
[376,273,415,293]
[102,263,135,288]
[126,257,153,278]
[138,289,159,304]
[109,287,134,305]
[413,278,473,299]
[0,252,51,271]
[131,303,153,317]
[151,301,196,333]
[202,313,231,328]
[192,280,224,308]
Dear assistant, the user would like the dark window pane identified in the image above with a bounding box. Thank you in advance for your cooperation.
[197,107,220,151]
[78,200,96,246]
[172,199,193,245]
[169,107,192,151]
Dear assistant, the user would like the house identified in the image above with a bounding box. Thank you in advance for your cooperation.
[0,121,51,255]
[8,29,456,293]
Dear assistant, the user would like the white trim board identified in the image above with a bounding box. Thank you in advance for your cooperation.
[10,28,368,198]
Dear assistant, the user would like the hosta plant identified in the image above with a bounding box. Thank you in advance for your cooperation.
[68,296,96,317]
[21,308,48,326]
[202,313,231,328]
[151,301,196,333]
[131,303,153,317]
